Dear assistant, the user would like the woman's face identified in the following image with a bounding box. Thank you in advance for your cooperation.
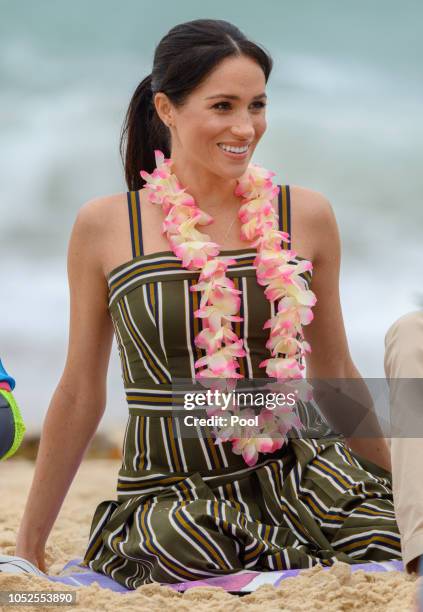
[155,55,267,179]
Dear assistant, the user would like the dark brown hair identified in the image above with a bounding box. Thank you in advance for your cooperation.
[119,19,273,190]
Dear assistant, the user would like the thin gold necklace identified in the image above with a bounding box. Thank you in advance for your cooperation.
[205,205,239,249]
[220,207,239,247]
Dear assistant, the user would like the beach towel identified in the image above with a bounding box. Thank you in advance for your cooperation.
[0,555,404,594]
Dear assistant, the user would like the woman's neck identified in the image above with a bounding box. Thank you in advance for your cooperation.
[169,156,243,214]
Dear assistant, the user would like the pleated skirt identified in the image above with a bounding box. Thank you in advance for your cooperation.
[81,410,401,590]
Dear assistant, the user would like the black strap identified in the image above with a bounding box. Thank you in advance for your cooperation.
[278,185,291,249]
[127,191,144,258]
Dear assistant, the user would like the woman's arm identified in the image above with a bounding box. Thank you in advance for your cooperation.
[15,198,114,569]
[301,191,391,471]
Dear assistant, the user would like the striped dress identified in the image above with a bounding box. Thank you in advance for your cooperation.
[81,185,401,589]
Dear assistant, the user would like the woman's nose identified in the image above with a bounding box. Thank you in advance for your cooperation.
[231,125,255,139]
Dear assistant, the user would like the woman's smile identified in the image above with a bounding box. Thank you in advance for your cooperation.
[217,142,251,160]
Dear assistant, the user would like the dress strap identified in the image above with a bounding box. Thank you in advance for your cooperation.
[278,184,291,249]
[127,186,290,257]
[127,191,144,258]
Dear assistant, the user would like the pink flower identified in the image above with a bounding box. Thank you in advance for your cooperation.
[140,150,317,463]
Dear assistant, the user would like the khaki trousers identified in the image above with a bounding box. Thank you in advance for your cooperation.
[384,310,423,569]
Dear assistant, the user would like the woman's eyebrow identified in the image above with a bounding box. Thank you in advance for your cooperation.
[205,93,267,100]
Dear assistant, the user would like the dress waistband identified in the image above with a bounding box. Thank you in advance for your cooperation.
[124,381,282,417]
[126,386,191,416]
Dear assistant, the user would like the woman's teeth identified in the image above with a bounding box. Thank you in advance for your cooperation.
[218,143,249,154]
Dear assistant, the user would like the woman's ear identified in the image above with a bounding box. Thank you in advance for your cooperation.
[153,92,174,128]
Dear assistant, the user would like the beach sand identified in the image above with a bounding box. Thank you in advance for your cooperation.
[0,432,418,612]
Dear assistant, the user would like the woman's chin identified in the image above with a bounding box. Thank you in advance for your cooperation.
[215,155,252,178]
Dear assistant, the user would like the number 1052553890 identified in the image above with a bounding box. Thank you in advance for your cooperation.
[0,590,77,606]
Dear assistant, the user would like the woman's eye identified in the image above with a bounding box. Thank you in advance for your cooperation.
[212,101,267,111]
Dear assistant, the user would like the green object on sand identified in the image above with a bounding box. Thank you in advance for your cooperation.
[0,388,26,461]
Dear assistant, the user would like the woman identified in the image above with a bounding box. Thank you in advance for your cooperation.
[15,19,400,588]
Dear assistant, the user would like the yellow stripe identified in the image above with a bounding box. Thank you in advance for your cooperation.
[109,536,124,556]
[109,556,125,571]
[115,325,130,384]
[83,533,102,562]
[111,261,179,292]
[109,256,259,299]
[244,540,265,561]
[83,504,118,562]
[205,432,221,469]
[178,480,192,502]
[263,524,271,545]
[234,278,245,377]
[270,461,283,493]
[224,482,242,513]
[121,300,167,383]
[341,446,356,467]
[275,551,283,570]
[354,506,394,517]
[167,416,182,472]
[118,475,181,489]
[140,501,197,579]
[341,534,401,552]
[174,507,228,568]
[130,191,141,257]
[314,459,351,489]
[137,415,145,470]
[281,185,289,245]
[303,494,344,522]
[212,501,229,532]
[126,395,173,404]
[148,282,156,320]
[280,501,309,537]
[191,280,203,363]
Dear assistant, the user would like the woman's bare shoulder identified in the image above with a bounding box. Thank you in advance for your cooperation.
[75,191,127,228]
[288,185,337,263]
[289,184,333,220]
[69,192,128,276]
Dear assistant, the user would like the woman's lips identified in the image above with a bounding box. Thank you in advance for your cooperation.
[217,143,250,159]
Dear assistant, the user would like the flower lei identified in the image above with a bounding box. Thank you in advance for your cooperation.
[140,150,317,465]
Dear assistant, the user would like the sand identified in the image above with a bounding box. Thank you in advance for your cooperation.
[0,450,419,612]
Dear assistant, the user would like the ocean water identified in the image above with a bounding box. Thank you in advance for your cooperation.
[0,0,422,429]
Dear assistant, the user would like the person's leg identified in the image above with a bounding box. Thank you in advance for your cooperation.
[384,310,423,572]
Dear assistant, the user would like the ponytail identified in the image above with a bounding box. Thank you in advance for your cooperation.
[119,74,170,190]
